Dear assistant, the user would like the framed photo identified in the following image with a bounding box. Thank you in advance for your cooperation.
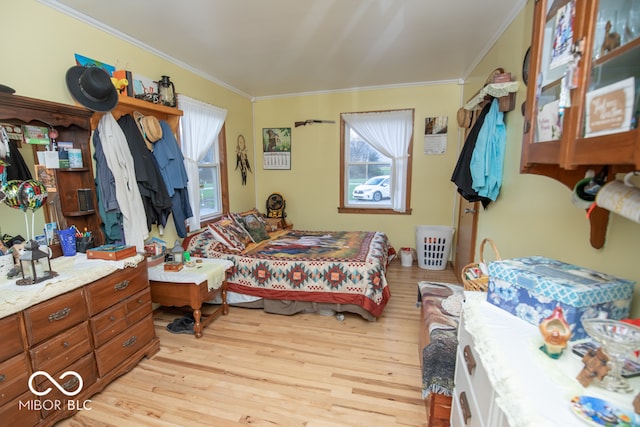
[262,127,291,170]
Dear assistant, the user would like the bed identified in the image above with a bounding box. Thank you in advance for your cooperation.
[417,281,463,427]
[182,211,393,321]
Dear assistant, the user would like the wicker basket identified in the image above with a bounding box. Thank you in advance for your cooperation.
[461,238,501,292]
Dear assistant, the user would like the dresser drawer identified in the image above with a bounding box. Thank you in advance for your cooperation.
[90,303,128,348]
[0,314,25,361]
[38,352,97,420]
[457,314,493,421]
[452,353,484,427]
[0,353,31,407]
[126,289,153,326]
[0,390,41,427]
[23,288,87,346]
[85,263,148,316]
[30,321,92,374]
[95,314,155,377]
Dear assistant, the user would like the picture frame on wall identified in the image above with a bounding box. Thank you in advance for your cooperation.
[262,127,291,170]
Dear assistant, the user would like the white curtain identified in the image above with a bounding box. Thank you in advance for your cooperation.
[177,94,227,230]
[342,110,413,212]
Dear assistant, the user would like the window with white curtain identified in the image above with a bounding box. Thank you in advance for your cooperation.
[339,109,414,214]
[177,95,229,230]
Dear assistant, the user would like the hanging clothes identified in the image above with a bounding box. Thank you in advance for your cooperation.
[97,113,148,252]
[470,98,506,202]
[92,128,124,244]
[451,102,493,208]
[117,114,173,232]
[151,120,193,237]
[5,140,33,182]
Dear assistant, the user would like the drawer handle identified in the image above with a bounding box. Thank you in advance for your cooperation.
[463,345,476,375]
[137,298,143,304]
[460,391,471,425]
[63,341,70,348]
[48,307,71,322]
[63,376,79,391]
[0,374,5,382]
[114,280,130,291]
[109,315,116,321]
[122,335,137,347]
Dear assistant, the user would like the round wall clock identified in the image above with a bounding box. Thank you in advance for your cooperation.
[522,46,531,86]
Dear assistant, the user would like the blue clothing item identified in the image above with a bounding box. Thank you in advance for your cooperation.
[152,120,192,237]
[470,98,506,202]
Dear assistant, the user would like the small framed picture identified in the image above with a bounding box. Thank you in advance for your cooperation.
[34,165,57,192]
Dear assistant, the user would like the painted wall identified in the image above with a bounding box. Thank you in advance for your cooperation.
[1,0,255,245]
[252,84,462,250]
[463,0,640,315]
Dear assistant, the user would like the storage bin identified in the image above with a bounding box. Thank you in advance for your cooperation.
[415,226,454,270]
[487,256,635,340]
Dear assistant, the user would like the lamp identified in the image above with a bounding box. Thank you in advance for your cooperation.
[171,240,183,264]
[16,239,57,285]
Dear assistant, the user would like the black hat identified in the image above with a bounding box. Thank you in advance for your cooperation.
[65,66,118,112]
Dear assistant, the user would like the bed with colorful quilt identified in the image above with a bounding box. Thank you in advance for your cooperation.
[182,210,393,321]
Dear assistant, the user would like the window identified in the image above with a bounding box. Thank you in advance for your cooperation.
[197,129,229,221]
[339,109,414,214]
[177,95,229,231]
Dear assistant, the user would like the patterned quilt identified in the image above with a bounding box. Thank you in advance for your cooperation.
[184,229,392,318]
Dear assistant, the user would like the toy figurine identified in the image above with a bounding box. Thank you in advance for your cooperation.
[539,306,572,358]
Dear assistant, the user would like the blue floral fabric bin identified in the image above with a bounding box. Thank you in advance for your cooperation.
[487,256,635,341]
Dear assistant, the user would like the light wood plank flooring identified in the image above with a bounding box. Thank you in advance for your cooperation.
[59,260,460,427]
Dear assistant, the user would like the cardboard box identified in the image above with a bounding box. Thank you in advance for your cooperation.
[487,257,635,340]
[86,244,137,261]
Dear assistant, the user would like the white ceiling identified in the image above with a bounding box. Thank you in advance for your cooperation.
[43,0,527,99]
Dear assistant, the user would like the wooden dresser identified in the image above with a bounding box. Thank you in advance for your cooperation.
[0,258,159,427]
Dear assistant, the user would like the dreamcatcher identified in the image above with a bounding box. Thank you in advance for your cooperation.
[235,134,252,185]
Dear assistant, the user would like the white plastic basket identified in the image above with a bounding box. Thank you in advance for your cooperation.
[415,225,454,270]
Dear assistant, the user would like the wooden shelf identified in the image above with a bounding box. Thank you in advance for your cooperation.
[91,95,183,134]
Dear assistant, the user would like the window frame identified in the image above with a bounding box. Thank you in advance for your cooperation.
[338,110,413,215]
[192,124,229,228]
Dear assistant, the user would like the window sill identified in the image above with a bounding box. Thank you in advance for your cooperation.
[338,207,412,215]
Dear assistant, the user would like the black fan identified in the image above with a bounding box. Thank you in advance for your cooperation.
[266,193,286,218]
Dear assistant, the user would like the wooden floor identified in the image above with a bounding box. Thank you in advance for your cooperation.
[59,260,460,427]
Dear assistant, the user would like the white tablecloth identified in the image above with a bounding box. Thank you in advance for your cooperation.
[463,291,640,427]
[147,258,233,291]
[0,253,145,318]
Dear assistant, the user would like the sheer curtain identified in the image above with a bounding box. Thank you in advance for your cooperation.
[177,94,227,230]
[342,109,413,212]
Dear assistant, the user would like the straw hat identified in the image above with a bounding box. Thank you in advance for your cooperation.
[65,66,118,112]
[133,111,163,151]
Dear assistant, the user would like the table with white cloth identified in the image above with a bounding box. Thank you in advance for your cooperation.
[147,258,233,338]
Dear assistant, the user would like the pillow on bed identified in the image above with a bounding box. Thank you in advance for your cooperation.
[231,209,270,243]
[208,216,253,251]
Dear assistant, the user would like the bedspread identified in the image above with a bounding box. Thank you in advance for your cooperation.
[184,229,392,318]
[418,281,463,399]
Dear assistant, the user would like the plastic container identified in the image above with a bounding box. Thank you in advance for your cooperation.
[57,228,77,257]
[415,225,454,270]
[399,247,414,267]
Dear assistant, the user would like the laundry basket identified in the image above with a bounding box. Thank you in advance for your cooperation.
[415,225,454,270]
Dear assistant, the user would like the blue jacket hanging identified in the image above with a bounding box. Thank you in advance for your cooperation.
[470,98,506,202]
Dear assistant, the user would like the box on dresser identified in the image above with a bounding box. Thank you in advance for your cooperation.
[487,256,634,340]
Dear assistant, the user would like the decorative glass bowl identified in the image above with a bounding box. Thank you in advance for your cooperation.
[582,318,640,393]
